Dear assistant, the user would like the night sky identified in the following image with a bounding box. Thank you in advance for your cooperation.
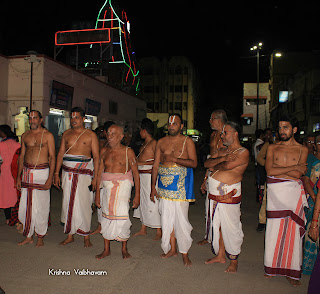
[1,0,319,121]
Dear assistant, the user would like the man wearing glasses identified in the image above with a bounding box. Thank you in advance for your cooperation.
[204,121,249,273]
[199,109,227,246]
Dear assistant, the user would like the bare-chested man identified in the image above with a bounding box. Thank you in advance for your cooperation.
[151,113,197,267]
[264,115,308,286]
[54,107,99,247]
[95,125,140,259]
[17,110,55,247]
[204,121,249,273]
[133,118,161,240]
[199,109,227,245]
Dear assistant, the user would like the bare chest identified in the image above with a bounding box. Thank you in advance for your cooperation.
[104,149,128,172]
[273,146,301,166]
[160,137,187,158]
[65,132,91,150]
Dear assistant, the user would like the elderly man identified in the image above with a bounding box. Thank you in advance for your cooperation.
[54,107,99,247]
[264,115,308,286]
[95,124,140,259]
[17,110,55,247]
[204,121,249,273]
[151,113,197,267]
[199,109,227,245]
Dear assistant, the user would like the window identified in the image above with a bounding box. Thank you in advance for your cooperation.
[109,100,118,115]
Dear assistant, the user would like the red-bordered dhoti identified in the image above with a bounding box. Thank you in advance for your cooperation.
[264,176,307,280]
[61,155,94,236]
[18,163,50,238]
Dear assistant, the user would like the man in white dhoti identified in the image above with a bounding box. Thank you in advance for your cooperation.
[17,110,55,247]
[95,125,140,259]
[133,118,161,239]
[199,109,227,246]
[151,114,197,267]
[54,107,99,247]
[204,121,249,273]
[264,115,308,286]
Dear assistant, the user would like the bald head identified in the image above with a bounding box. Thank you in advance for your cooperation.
[107,125,124,147]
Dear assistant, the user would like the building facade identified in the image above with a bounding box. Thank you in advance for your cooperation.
[0,53,146,147]
[269,51,320,133]
[241,83,270,135]
[139,56,197,130]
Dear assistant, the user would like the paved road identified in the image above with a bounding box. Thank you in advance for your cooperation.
[0,162,310,294]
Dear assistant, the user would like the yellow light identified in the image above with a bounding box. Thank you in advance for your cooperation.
[275,52,282,57]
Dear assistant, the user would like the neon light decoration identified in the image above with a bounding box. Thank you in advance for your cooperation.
[54,0,140,94]
[94,0,140,90]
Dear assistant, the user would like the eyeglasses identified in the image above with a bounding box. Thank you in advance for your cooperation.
[210,117,219,121]
[307,141,315,144]
[220,131,235,136]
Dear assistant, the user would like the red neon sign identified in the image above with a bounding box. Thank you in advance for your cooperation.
[55,28,111,46]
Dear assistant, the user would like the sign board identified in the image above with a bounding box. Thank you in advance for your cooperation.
[50,80,74,110]
[55,28,111,46]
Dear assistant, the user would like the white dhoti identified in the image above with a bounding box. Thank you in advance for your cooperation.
[157,164,195,254]
[100,171,133,241]
[61,155,94,236]
[18,163,50,238]
[207,176,243,260]
[264,177,307,280]
[133,165,161,228]
[159,199,192,254]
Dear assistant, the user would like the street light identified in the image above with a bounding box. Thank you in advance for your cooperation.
[24,52,41,112]
[250,42,263,130]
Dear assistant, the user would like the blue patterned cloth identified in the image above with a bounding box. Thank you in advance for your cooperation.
[302,157,320,275]
[157,164,195,202]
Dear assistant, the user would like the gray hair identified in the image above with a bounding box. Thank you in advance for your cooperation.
[224,121,241,138]
[212,109,227,124]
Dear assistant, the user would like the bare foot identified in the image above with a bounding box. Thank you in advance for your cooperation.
[18,237,33,246]
[205,255,226,264]
[182,253,192,267]
[122,250,132,259]
[90,224,101,235]
[133,231,147,237]
[286,277,301,286]
[36,238,44,247]
[59,236,74,245]
[84,237,93,248]
[161,250,178,258]
[96,250,111,260]
[197,239,209,245]
[225,260,238,273]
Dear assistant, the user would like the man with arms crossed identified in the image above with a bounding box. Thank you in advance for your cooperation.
[17,110,55,247]
[264,115,308,286]
[54,107,99,247]
[199,109,227,245]
[95,125,140,259]
[133,118,161,240]
[204,121,249,273]
[151,114,197,267]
